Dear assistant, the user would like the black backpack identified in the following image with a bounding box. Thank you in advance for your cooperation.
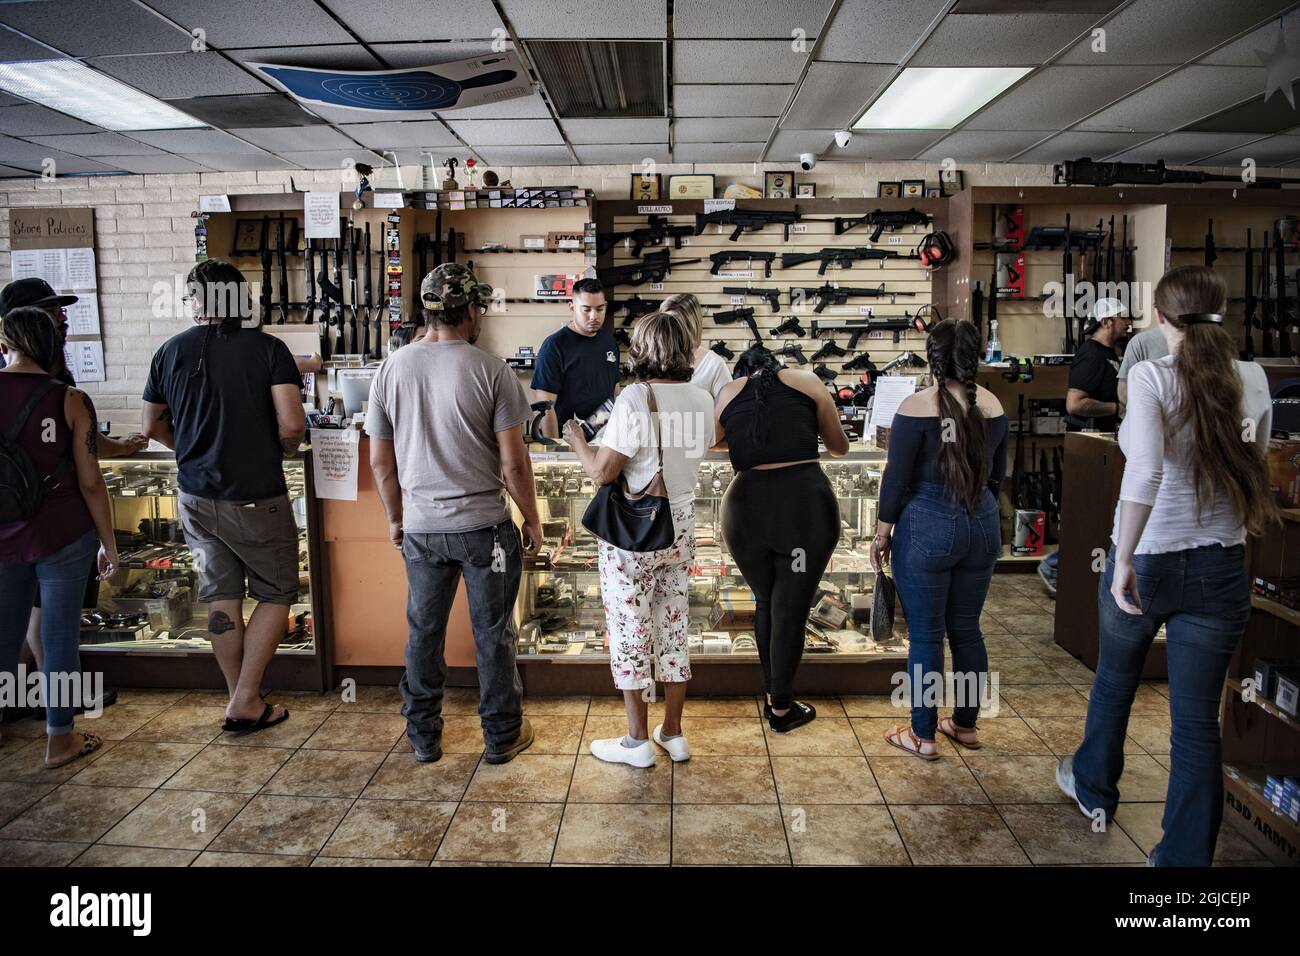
[0,378,72,524]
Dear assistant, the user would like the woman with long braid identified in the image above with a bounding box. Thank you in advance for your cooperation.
[871,319,1008,758]
[714,346,849,733]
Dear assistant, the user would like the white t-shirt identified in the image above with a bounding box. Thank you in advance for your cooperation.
[598,382,716,534]
[1115,355,1271,554]
[691,348,732,399]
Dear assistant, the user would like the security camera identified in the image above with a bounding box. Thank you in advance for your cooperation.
[800,152,816,171]
[834,130,852,149]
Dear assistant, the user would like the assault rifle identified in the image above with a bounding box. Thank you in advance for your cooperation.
[597,250,701,288]
[795,283,918,313]
[597,215,693,256]
[781,246,915,276]
[832,207,931,241]
[695,207,801,242]
[709,250,776,278]
[1054,157,1300,189]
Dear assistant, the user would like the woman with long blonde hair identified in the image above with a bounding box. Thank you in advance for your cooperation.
[659,293,732,398]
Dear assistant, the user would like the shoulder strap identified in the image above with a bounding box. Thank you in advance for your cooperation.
[644,383,664,475]
[5,378,62,443]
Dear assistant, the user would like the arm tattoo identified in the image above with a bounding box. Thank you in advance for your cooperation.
[79,391,99,457]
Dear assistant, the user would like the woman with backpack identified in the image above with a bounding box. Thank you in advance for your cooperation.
[0,306,119,768]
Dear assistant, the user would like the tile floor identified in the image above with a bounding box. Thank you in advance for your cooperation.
[0,574,1269,866]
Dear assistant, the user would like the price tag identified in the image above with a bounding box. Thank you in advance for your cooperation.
[868,330,885,339]
[791,224,809,233]
[649,282,664,292]
[714,271,754,280]
[886,235,903,244]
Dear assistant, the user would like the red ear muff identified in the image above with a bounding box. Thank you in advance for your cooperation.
[918,230,954,266]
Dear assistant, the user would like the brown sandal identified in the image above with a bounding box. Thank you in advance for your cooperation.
[44,731,103,769]
[883,724,940,761]
[937,716,981,750]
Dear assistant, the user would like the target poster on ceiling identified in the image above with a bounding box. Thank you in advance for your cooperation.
[248,53,533,113]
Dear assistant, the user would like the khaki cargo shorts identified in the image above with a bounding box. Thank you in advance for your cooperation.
[177,492,300,605]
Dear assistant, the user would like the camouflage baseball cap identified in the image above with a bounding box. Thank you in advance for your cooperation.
[420,263,494,312]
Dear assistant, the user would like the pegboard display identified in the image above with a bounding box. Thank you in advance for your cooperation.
[595,198,948,388]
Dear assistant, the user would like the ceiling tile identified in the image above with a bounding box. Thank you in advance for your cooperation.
[916,130,1059,162]
[672,142,766,162]
[275,148,384,168]
[229,45,382,70]
[674,84,792,117]
[1200,16,1300,65]
[573,144,671,164]
[674,41,808,84]
[305,104,439,124]
[816,0,950,63]
[767,129,835,160]
[560,118,668,144]
[143,0,355,47]
[129,128,265,153]
[372,42,501,69]
[0,133,65,163]
[1108,131,1264,163]
[0,25,59,62]
[1056,0,1296,65]
[25,132,164,156]
[89,154,212,173]
[321,0,504,41]
[86,53,270,99]
[674,0,834,38]
[0,103,100,136]
[42,156,121,174]
[338,121,461,149]
[444,118,563,146]
[1010,130,1155,162]
[228,126,356,151]
[0,163,37,177]
[435,90,551,120]
[953,0,1123,9]
[471,145,575,165]
[165,93,328,128]
[1184,91,1300,134]
[911,13,1096,66]
[184,151,298,170]
[0,0,191,55]
[964,65,1170,131]
[1194,134,1300,164]
[675,117,777,142]
[501,0,666,38]
[831,130,945,159]
[782,62,893,130]
[1076,66,1266,133]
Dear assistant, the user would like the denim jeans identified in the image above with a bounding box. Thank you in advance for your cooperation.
[0,530,97,735]
[891,483,1000,739]
[1074,543,1249,867]
[399,519,524,754]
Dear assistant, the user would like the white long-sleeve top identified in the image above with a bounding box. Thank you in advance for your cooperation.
[1114,354,1271,555]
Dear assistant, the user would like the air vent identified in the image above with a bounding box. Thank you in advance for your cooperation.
[525,40,665,118]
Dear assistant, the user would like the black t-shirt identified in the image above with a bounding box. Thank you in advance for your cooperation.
[143,325,301,500]
[530,324,620,426]
[1066,337,1120,432]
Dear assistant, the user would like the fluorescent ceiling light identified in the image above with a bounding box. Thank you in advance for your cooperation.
[853,67,1032,130]
[0,59,206,131]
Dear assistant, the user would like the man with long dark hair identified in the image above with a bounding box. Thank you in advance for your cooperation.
[141,259,306,735]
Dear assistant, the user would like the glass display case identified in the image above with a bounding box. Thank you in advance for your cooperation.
[515,452,904,662]
[86,454,315,658]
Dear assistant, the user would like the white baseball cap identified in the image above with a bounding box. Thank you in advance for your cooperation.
[1091,297,1128,321]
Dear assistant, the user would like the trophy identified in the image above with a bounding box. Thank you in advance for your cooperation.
[441,157,460,191]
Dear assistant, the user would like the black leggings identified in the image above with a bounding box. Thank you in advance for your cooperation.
[720,463,841,709]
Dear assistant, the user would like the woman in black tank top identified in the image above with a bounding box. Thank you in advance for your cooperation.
[714,347,850,733]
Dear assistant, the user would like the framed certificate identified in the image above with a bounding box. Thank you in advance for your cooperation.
[877,181,901,199]
[901,179,926,198]
[764,170,794,199]
[630,173,660,201]
[796,182,816,198]
[667,173,715,199]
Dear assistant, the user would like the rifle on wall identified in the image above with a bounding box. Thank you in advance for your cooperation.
[1106,215,1116,284]
[971,281,984,340]
[599,215,693,255]
[1055,157,1300,189]
[794,283,918,313]
[1261,231,1275,358]
[331,237,345,356]
[276,213,290,324]
[346,220,359,354]
[306,239,326,359]
[1243,228,1256,361]
[781,246,914,275]
[600,249,702,286]
[259,216,272,326]
[361,221,373,359]
[832,208,931,241]
[1063,213,1075,353]
[695,207,801,242]
[1278,222,1292,358]
[1205,218,1217,269]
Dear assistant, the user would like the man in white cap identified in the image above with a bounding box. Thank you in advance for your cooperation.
[1039,296,1132,595]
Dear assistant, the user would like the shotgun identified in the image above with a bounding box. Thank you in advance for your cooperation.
[347,221,359,354]
[276,213,289,324]
[259,216,272,326]
[1243,228,1255,361]
[331,238,345,356]
[361,220,373,359]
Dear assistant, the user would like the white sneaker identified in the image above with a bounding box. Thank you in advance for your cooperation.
[652,724,690,762]
[589,736,655,768]
[1055,755,1098,821]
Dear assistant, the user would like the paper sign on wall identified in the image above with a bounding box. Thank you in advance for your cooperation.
[867,375,917,439]
[63,341,105,384]
[310,427,359,501]
[304,192,341,239]
[65,298,100,336]
[198,194,231,213]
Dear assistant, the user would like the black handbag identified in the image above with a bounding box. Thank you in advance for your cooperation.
[871,571,897,644]
[581,384,676,553]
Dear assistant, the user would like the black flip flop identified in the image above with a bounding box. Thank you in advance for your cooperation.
[222,702,289,736]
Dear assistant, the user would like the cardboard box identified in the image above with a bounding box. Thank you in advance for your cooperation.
[546,231,584,250]
[521,234,547,250]
[1267,439,1300,507]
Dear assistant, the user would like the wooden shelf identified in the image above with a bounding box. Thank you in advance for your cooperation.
[1222,764,1300,865]
[1250,592,1300,628]
[1226,677,1300,734]
[1280,508,1300,524]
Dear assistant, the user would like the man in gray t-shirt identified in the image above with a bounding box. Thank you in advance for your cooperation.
[1117,324,1170,409]
[365,263,542,766]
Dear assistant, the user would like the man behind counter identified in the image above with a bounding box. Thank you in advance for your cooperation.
[1065,297,1131,432]
[532,277,619,439]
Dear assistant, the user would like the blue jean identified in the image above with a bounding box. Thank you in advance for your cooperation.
[891,483,1000,739]
[0,530,97,735]
[399,519,524,754]
[1074,543,1249,867]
